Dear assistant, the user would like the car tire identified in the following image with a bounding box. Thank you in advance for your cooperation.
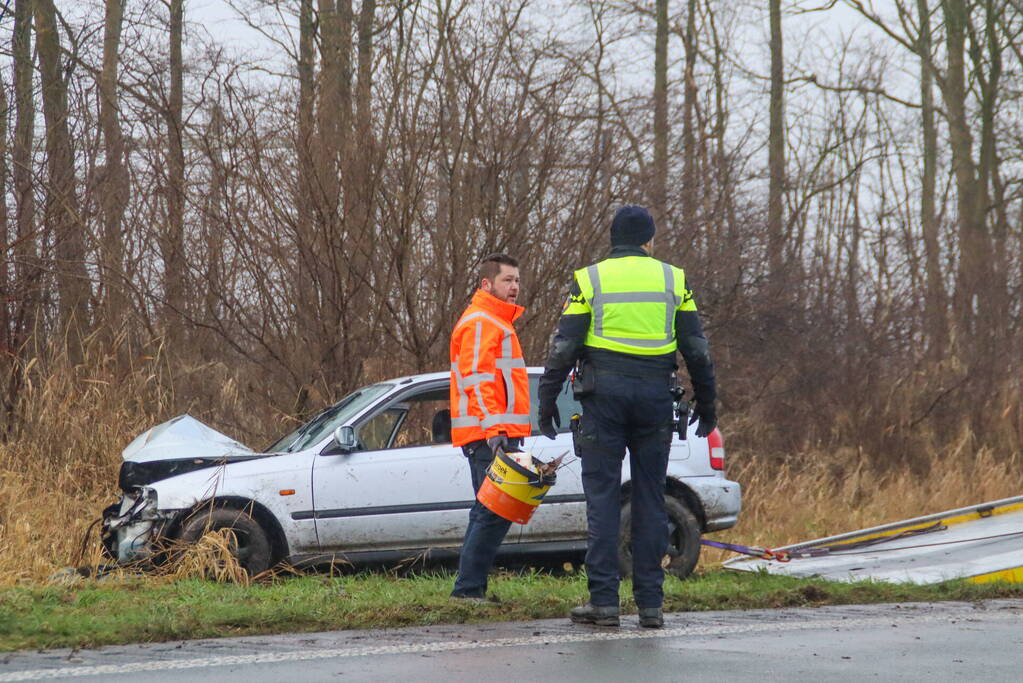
[178,507,273,577]
[618,496,701,580]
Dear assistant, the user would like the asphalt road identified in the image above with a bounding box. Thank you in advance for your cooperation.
[2,599,1021,682]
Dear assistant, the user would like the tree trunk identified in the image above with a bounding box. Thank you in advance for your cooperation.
[352,0,376,250]
[315,0,355,388]
[437,3,462,301]
[99,0,129,337]
[163,0,186,348]
[316,0,342,225]
[705,0,738,293]
[12,0,37,355]
[296,0,315,235]
[652,0,668,234]
[6,0,37,421]
[943,0,990,348]
[355,0,375,167]
[0,78,10,355]
[917,0,946,359]
[202,104,225,331]
[313,0,341,386]
[291,0,319,415]
[35,0,90,364]
[681,0,698,253]
[974,0,1005,348]
[767,0,786,291]
[845,186,861,342]
[338,0,354,203]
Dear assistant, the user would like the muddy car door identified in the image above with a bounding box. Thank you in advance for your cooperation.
[310,380,473,553]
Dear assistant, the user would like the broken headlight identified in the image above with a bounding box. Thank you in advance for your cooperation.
[101,487,166,563]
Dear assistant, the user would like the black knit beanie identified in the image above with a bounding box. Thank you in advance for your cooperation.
[610,205,656,246]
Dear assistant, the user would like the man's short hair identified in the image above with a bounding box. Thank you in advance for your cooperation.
[480,253,519,283]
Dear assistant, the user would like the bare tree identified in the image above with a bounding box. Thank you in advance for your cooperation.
[767,0,785,290]
[917,0,946,357]
[35,0,91,364]
[315,0,346,226]
[11,0,37,358]
[680,0,698,249]
[943,0,991,352]
[352,0,377,236]
[99,0,130,336]
[970,0,1008,350]
[652,0,668,227]
[163,0,187,347]
[0,77,9,355]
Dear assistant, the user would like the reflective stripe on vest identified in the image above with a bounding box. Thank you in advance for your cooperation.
[579,259,683,355]
[450,413,530,429]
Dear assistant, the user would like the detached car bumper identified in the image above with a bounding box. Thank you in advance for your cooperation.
[101,488,177,563]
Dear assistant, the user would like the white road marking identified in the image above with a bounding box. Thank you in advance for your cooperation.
[1,610,1019,681]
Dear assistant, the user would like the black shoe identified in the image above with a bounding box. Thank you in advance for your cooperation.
[638,607,663,628]
[570,603,620,626]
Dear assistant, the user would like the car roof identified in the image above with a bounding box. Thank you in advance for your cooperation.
[384,367,546,385]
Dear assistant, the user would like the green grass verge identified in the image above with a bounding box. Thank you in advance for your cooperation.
[2,569,1023,652]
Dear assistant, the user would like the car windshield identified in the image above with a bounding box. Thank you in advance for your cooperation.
[266,383,394,453]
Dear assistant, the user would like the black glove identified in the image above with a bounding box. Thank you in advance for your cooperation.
[689,401,717,438]
[537,401,561,440]
[487,433,509,453]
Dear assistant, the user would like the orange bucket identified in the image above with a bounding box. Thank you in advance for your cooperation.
[477,450,556,524]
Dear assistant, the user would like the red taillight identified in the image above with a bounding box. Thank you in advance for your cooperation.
[707,428,725,471]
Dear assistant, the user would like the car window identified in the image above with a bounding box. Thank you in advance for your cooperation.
[351,376,581,450]
[359,407,405,451]
[266,383,394,453]
[355,385,452,450]
[527,375,581,434]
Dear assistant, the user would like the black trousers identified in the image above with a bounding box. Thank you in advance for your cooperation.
[576,371,673,608]
[451,437,522,598]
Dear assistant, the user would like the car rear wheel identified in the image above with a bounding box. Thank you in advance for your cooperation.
[178,508,272,577]
[618,495,701,580]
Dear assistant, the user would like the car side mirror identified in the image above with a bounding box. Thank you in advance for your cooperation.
[321,425,357,456]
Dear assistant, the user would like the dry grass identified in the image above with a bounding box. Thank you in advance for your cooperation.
[2,346,1022,586]
[0,339,287,587]
[166,529,251,585]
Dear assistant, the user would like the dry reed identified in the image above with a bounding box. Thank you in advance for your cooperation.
[0,338,286,586]
[166,529,251,585]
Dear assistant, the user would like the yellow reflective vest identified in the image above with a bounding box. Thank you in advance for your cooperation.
[564,255,696,356]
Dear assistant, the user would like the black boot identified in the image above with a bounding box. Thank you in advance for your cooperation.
[638,607,663,628]
[570,603,620,627]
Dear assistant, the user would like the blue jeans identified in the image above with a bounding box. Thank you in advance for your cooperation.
[576,372,673,608]
[450,439,520,598]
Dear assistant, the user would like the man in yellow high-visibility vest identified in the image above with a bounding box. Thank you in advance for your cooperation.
[537,206,717,629]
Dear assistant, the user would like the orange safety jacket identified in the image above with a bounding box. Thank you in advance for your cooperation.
[449,289,531,446]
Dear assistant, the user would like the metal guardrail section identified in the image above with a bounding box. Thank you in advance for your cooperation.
[724,494,1023,584]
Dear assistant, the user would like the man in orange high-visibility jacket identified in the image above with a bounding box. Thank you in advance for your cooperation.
[449,253,531,599]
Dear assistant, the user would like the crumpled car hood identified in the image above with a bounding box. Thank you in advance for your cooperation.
[123,415,253,463]
[118,415,269,490]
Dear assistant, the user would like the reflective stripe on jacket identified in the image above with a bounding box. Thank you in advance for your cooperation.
[449,289,531,446]
[566,255,696,356]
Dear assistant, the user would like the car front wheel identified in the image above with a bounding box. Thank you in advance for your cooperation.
[618,495,701,579]
[178,507,272,577]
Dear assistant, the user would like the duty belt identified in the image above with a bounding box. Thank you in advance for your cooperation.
[589,365,674,383]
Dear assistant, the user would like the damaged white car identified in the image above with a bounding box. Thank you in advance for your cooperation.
[101,368,741,577]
